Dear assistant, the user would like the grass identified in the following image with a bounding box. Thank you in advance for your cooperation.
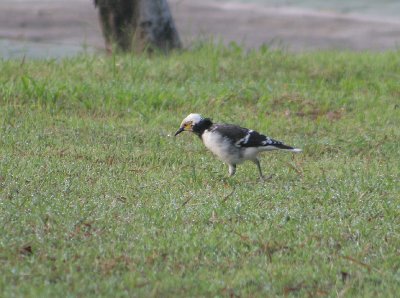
[0,44,399,297]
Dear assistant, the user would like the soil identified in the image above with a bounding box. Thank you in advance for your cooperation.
[0,0,399,58]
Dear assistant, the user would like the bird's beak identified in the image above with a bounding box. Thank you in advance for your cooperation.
[174,127,184,136]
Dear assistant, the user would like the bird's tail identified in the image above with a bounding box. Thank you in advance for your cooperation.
[272,143,302,152]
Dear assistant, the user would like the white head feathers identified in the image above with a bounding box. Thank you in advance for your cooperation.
[180,113,203,127]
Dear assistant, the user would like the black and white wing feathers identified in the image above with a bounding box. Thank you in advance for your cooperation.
[211,124,297,150]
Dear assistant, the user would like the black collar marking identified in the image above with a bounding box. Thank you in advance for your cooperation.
[192,118,213,137]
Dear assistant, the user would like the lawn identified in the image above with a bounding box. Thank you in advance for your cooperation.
[0,45,399,297]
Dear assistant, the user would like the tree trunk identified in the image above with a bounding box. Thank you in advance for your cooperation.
[94,0,181,53]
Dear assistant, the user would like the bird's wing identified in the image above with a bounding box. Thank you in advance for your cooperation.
[212,124,293,149]
[235,129,284,148]
[211,124,249,143]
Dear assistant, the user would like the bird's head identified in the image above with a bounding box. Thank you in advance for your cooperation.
[174,113,204,136]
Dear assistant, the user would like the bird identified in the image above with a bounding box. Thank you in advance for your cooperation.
[174,113,302,179]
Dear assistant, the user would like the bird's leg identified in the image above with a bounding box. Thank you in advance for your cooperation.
[228,164,236,177]
[253,159,273,181]
[253,158,264,180]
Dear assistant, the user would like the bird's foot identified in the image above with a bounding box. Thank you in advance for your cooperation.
[259,174,274,182]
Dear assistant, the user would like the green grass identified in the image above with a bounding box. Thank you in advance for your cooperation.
[0,45,399,297]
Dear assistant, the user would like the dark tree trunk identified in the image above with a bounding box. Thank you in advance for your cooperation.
[94,0,181,53]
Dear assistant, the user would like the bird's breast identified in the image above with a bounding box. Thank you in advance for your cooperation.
[202,130,241,164]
